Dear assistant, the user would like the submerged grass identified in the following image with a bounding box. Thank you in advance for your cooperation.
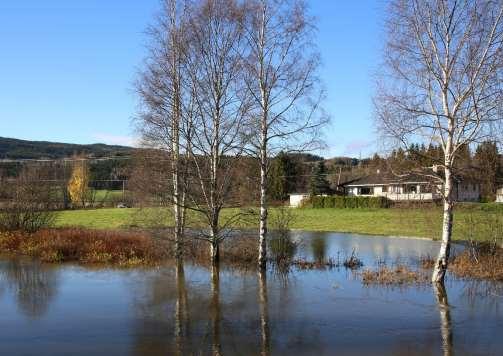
[361,265,429,285]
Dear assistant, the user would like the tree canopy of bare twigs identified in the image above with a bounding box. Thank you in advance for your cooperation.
[375,0,503,283]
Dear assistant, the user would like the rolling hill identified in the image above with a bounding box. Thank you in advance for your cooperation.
[0,137,133,160]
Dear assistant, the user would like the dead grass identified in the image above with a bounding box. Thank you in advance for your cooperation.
[0,229,262,268]
[361,265,429,285]
[291,258,337,270]
[420,254,436,269]
[183,236,259,266]
[343,249,363,269]
[0,229,169,266]
[450,242,503,281]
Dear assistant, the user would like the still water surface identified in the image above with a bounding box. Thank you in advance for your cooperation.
[0,232,502,355]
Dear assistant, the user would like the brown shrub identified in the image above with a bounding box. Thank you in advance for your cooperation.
[0,228,261,268]
[361,265,429,285]
[450,243,503,281]
[0,229,169,266]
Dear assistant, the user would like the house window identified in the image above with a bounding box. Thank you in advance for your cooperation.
[382,185,388,193]
[405,185,417,193]
[360,187,373,195]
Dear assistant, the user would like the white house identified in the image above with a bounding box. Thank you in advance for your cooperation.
[343,173,480,202]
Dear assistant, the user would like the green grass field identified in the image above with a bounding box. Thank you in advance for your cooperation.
[54,205,503,242]
[92,189,125,202]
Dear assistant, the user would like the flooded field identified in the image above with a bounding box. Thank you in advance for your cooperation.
[1,232,502,355]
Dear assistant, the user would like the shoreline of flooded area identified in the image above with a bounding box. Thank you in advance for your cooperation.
[0,232,501,356]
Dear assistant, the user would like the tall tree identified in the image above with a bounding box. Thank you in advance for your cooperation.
[67,158,90,208]
[243,0,327,269]
[376,0,503,283]
[184,0,250,263]
[136,0,190,259]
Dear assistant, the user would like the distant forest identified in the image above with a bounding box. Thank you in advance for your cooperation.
[0,137,132,160]
[1,137,502,202]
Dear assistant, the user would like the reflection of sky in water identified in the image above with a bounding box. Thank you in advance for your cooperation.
[290,231,453,265]
[0,233,500,356]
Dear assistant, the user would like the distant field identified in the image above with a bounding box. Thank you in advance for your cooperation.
[92,189,125,202]
[54,204,503,242]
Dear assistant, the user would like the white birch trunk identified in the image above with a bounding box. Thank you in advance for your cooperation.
[258,138,268,269]
[432,167,454,283]
[257,2,268,269]
[170,0,183,260]
[210,218,220,264]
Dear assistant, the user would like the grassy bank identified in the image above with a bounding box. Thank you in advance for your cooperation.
[53,205,503,242]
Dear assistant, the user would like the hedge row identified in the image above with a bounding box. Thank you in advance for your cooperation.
[300,195,392,209]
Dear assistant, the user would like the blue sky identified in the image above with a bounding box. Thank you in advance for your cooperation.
[0,0,385,158]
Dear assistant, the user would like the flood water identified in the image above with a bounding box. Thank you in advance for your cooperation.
[1,232,502,356]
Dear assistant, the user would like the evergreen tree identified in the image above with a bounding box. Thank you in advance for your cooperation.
[269,152,297,201]
[474,141,500,201]
[309,161,330,195]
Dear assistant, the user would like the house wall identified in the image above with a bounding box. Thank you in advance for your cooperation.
[346,182,481,202]
[346,184,440,201]
[455,183,480,202]
[381,192,435,201]
[289,194,309,207]
[496,188,503,203]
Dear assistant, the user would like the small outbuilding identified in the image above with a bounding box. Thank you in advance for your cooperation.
[289,193,310,208]
[496,187,503,203]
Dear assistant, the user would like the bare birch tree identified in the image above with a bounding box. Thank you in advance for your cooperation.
[183,0,251,263]
[376,0,503,283]
[136,0,190,259]
[243,0,327,268]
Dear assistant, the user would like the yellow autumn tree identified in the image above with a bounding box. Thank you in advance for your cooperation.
[67,159,89,207]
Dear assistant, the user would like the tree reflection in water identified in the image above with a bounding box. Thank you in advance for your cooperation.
[433,283,453,356]
[311,236,327,263]
[258,269,270,356]
[210,263,222,356]
[0,258,59,319]
[174,261,189,356]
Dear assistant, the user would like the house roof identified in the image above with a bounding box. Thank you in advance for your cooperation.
[343,170,482,187]
[343,173,434,187]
